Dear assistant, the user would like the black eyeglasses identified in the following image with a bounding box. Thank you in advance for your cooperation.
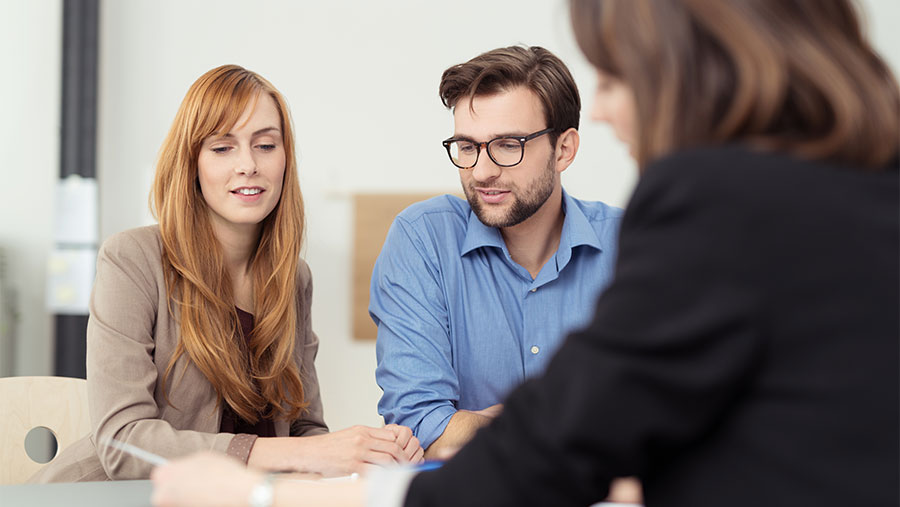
[442,127,555,169]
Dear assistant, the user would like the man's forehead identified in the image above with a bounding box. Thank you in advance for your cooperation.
[455,87,541,113]
[452,87,545,134]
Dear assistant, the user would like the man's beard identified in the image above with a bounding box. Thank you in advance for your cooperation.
[464,155,556,228]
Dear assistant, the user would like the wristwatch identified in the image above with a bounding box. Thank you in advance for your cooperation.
[248,474,274,507]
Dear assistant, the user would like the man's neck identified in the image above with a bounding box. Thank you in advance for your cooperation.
[500,187,565,279]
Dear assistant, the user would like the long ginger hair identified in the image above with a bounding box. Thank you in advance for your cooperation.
[570,0,900,170]
[150,65,307,423]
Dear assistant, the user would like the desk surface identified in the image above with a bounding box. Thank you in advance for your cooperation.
[0,480,641,507]
[0,480,153,507]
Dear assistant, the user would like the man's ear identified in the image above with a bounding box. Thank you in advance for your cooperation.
[554,128,579,174]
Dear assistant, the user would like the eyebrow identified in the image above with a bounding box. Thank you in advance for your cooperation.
[215,127,282,139]
[451,131,529,142]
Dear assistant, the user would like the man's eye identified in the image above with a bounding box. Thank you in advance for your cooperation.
[497,141,520,151]
[458,143,476,153]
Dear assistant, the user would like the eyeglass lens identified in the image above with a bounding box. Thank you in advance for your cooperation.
[447,138,523,168]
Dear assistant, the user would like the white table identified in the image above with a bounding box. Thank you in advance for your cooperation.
[0,480,642,507]
[0,480,153,507]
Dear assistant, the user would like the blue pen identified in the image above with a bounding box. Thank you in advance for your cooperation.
[414,461,443,472]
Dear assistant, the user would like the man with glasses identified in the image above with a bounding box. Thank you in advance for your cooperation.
[371,46,623,459]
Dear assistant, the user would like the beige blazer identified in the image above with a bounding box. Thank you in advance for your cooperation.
[31,225,328,482]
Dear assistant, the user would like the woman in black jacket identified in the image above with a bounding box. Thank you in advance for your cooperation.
[152,1,899,506]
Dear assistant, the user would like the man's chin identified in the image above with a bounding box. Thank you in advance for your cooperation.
[466,192,520,228]
[473,207,518,228]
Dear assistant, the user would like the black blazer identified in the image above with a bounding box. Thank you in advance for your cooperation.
[406,145,899,507]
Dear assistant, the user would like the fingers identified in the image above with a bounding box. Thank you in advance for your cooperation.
[410,444,425,464]
[383,424,422,462]
[365,435,407,463]
[362,449,401,467]
[332,425,423,473]
[384,424,413,448]
[364,425,400,442]
[402,435,421,462]
[360,441,423,468]
[361,425,423,463]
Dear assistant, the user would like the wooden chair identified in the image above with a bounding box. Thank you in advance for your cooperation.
[0,376,91,484]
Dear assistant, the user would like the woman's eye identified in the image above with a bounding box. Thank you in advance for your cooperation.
[211,146,230,154]
[257,144,276,152]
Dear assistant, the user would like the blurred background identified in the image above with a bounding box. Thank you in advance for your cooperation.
[1,0,898,432]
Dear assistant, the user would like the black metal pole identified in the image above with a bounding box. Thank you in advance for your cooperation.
[55,0,99,379]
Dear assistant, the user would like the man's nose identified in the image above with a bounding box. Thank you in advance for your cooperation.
[470,146,501,182]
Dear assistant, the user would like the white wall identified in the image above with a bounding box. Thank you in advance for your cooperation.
[0,1,62,376]
[3,0,898,431]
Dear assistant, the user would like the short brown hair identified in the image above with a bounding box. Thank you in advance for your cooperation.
[570,0,900,170]
[439,46,581,145]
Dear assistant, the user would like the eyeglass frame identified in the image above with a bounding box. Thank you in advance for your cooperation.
[441,127,556,170]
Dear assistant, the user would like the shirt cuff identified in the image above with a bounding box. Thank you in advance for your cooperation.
[416,405,457,449]
[226,433,259,464]
[366,467,419,507]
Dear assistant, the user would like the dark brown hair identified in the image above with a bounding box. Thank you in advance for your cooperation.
[439,46,581,145]
[570,0,900,169]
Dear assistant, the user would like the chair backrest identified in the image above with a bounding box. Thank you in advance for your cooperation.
[0,376,91,484]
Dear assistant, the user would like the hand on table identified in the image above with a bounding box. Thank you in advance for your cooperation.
[151,452,260,507]
[283,424,420,477]
[384,423,425,465]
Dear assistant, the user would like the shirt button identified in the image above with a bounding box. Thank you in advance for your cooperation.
[530,345,540,355]
[530,288,537,293]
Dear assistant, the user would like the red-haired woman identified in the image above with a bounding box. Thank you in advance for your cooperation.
[32,65,422,483]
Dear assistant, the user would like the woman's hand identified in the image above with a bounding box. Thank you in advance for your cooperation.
[151,452,261,507]
[384,423,425,464]
[154,451,368,507]
[250,424,421,477]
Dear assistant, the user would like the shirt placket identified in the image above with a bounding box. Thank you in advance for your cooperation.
[521,255,562,376]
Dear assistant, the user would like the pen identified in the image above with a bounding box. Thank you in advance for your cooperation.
[414,461,443,472]
[102,438,169,466]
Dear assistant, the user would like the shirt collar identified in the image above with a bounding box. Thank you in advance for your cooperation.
[559,189,604,252]
[460,203,506,256]
[460,189,604,258]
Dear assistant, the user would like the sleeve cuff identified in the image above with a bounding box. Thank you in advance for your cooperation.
[226,434,259,464]
[416,406,456,449]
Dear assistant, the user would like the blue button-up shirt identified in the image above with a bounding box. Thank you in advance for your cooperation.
[371,190,622,448]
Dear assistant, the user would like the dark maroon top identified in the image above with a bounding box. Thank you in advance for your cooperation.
[219,307,276,437]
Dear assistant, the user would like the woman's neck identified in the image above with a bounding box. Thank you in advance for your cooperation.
[211,220,260,312]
